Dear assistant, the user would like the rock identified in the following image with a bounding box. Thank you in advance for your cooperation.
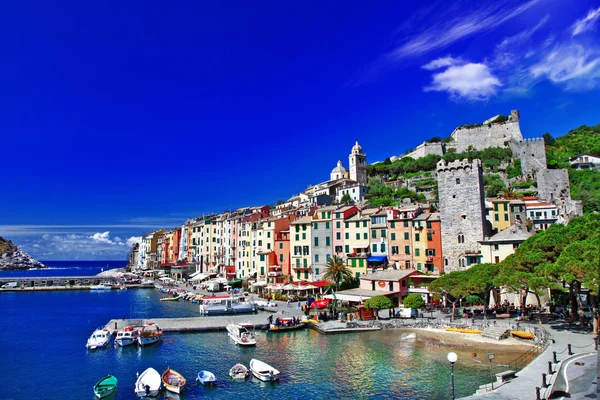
[0,236,46,271]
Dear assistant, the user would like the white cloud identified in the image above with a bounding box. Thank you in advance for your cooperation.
[422,56,463,70]
[423,60,501,101]
[493,16,549,69]
[572,6,600,36]
[530,43,600,89]
[126,236,140,247]
[90,231,122,245]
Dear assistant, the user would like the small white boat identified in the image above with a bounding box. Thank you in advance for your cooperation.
[115,326,140,347]
[135,368,161,398]
[86,328,112,350]
[162,368,186,394]
[226,323,256,346]
[90,284,112,290]
[229,363,249,380]
[137,322,162,347]
[196,370,216,385]
[249,358,280,381]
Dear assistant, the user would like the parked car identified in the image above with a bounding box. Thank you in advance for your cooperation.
[581,306,593,319]
[255,299,277,308]
[2,282,18,289]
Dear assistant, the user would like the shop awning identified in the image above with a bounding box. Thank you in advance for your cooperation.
[367,256,388,263]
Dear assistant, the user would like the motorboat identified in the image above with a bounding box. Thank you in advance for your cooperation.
[199,296,257,315]
[90,284,112,290]
[311,298,331,309]
[226,323,256,346]
[196,370,216,385]
[86,328,112,350]
[115,325,140,347]
[269,317,306,332]
[249,358,280,382]
[93,375,118,398]
[161,368,186,394]
[135,368,161,398]
[511,330,534,339]
[137,322,162,347]
[445,327,483,334]
[229,364,249,380]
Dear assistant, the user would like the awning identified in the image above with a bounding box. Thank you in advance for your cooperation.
[367,256,388,263]
[251,281,268,287]
[189,273,209,282]
[189,271,203,278]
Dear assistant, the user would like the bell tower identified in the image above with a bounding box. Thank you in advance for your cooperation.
[349,141,367,185]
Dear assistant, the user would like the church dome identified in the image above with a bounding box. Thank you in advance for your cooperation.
[352,141,363,154]
[330,160,348,181]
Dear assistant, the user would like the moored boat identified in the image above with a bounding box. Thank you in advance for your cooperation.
[269,317,306,332]
[137,322,162,347]
[511,330,534,339]
[160,296,180,302]
[196,370,216,385]
[90,284,112,290]
[229,364,249,380]
[115,326,140,347]
[93,375,118,399]
[161,368,186,394]
[249,358,280,381]
[135,368,161,398]
[226,323,256,346]
[86,328,112,350]
[445,327,483,334]
[199,296,257,315]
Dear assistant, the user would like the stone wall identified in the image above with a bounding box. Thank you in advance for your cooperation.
[509,138,547,178]
[536,169,582,222]
[449,120,523,153]
[402,142,444,160]
[437,159,487,273]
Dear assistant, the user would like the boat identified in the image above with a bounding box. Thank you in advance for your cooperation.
[249,358,280,382]
[226,323,257,346]
[135,368,161,398]
[160,295,180,302]
[511,330,534,339]
[90,284,112,290]
[199,296,257,315]
[86,328,112,350]
[93,375,118,399]
[269,317,306,332]
[229,364,249,380]
[115,326,140,347]
[445,327,483,334]
[312,298,331,309]
[137,322,162,347]
[161,368,186,394]
[196,370,216,386]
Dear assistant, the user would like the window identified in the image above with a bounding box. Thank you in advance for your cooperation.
[303,258,307,267]
[363,221,367,227]
[494,214,499,221]
[325,222,330,229]
[363,233,368,240]
[336,213,340,219]
[404,232,409,240]
[267,232,271,238]
[513,243,519,249]
[391,233,396,240]
[504,214,509,221]
[295,225,300,232]
[372,244,377,253]
[302,224,306,231]
[326,254,331,261]
[493,244,499,250]
[345,245,349,253]
[458,234,465,244]
[336,221,340,228]
[336,232,341,240]
[390,221,395,228]
[315,254,319,263]
[325,237,330,246]
[456,178,460,184]
[381,243,386,253]
[313,223,318,230]
[427,233,432,241]
[417,262,422,270]
[494,256,500,264]
[371,230,376,239]
[405,246,410,255]
[381,230,386,238]
[267,243,271,249]
[314,237,319,246]
[279,243,283,249]
[356,233,360,240]
[415,233,420,242]
[504,203,508,211]
[295,234,299,241]
[345,222,349,229]
[404,221,409,227]
[345,232,349,240]
[315,268,319,275]
[356,221,360,228]
[426,221,432,229]
[494,203,499,211]
[391,246,398,254]
[260,267,264,275]
[415,248,420,256]
[405,260,411,269]
[302,233,306,240]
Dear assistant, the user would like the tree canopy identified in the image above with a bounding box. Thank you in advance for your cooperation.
[402,293,425,309]
[364,295,393,310]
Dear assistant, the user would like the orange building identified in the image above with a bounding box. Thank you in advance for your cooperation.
[424,213,443,274]
[387,206,423,270]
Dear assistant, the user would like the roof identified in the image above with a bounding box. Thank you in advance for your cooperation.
[526,202,555,208]
[291,216,312,225]
[413,213,429,221]
[324,288,398,301]
[428,213,441,221]
[480,225,533,243]
[360,269,416,281]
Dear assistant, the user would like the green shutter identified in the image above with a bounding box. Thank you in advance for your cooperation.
[391,233,396,240]
[381,243,386,252]
[404,232,409,240]
[345,245,349,253]
[325,237,330,246]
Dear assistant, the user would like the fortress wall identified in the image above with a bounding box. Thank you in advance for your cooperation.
[450,121,523,153]
[402,142,444,160]
[509,138,547,177]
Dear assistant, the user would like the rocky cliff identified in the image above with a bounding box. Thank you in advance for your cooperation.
[0,237,46,270]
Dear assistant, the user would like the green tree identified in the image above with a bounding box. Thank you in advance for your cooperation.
[429,271,471,321]
[402,293,425,309]
[466,263,499,321]
[340,193,354,204]
[486,180,507,197]
[324,255,353,292]
[364,295,393,318]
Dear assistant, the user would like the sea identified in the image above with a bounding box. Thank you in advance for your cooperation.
[1,261,507,399]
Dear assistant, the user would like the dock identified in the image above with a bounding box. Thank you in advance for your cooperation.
[0,276,154,291]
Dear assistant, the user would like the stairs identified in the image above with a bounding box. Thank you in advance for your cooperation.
[482,327,510,340]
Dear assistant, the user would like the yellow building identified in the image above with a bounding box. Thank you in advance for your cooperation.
[411,213,428,272]
[290,216,313,281]
[489,199,511,233]
[344,211,371,278]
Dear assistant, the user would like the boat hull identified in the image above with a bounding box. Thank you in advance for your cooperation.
[445,328,483,334]
[197,371,216,385]
[229,364,249,380]
[249,358,280,382]
[511,330,534,339]
[93,375,118,399]
[269,323,306,332]
[162,368,186,394]
[135,368,161,398]
[137,336,161,346]
[115,337,137,347]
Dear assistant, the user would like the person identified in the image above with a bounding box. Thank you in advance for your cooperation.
[287,299,291,307]
[267,315,273,325]
[275,317,280,327]
[145,384,150,396]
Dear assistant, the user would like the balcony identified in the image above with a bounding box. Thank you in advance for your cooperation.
[268,271,282,277]
[293,265,311,271]
[268,265,282,271]
[346,252,371,259]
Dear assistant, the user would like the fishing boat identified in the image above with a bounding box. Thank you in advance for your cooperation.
[115,326,140,347]
[226,323,256,346]
[160,295,180,302]
[445,327,483,334]
[249,358,280,382]
[86,328,112,350]
[93,375,118,398]
[161,368,186,394]
[90,284,112,290]
[511,330,534,339]
[196,370,216,386]
[199,295,257,315]
[137,322,162,347]
[269,317,306,332]
[229,364,249,380]
[135,368,161,398]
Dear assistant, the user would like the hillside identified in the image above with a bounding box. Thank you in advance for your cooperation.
[0,236,46,270]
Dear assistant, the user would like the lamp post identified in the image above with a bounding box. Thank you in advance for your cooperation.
[448,352,458,400]
[488,353,495,390]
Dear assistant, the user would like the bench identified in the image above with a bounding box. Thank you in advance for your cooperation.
[495,370,516,383]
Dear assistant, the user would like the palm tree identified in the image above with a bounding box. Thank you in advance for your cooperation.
[324,255,353,291]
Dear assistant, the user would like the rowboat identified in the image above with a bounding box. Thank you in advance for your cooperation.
[196,370,216,385]
[269,318,306,332]
[249,358,280,382]
[160,296,180,302]
[93,375,118,398]
[135,368,161,398]
[445,328,483,334]
[162,368,186,394]
[137,322,162,347]
[229,363,249,380]
[511,330,534,339]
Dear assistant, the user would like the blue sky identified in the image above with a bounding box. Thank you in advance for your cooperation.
[1,0,600,260]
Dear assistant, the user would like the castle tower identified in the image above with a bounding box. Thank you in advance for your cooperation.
[349,141,367,185]
[437,159,488,272]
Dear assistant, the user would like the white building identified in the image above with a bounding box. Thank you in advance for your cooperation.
[479,225,532,264]
[570,154,600,169]
[336,182,369,203]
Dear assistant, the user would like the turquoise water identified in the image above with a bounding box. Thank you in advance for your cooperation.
[0,264,496,399]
